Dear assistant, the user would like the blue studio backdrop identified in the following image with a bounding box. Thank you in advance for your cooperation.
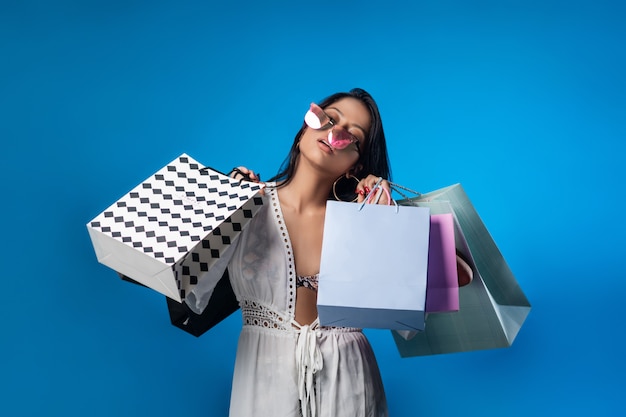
[1,1,624,416]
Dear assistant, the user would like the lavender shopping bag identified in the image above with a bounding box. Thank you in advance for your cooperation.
[426,214,459,313]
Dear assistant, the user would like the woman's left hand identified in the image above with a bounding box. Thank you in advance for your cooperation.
[355,175,392,205]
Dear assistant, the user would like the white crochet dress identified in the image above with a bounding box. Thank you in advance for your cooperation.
[186,185,388,417]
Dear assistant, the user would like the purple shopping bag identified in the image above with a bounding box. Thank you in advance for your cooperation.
[426,214,459,313]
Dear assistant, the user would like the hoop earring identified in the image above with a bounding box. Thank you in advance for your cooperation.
[332,174,360,202]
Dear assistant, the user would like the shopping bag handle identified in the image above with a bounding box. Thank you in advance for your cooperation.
[198,165,263,187]
[361,177,422,203]
[198,165,229,175]
[388,181,421,200]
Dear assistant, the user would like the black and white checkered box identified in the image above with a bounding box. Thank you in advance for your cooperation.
[87,154,264,302]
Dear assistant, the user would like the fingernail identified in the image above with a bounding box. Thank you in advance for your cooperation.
[364,187,370,194]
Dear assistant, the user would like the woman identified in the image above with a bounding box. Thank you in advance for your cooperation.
[186,88,392,417]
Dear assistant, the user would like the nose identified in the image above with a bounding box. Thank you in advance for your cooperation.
[329,126,352,141]
[327,128,357,151]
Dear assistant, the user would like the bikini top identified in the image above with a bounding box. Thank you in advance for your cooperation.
[296,274,319,291]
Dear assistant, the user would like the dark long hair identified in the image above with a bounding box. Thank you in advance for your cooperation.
[268,88,392,201]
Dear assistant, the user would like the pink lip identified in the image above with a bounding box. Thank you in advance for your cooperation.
[317,139,334,153]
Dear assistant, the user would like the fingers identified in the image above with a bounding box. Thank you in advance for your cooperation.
[355,175,391,205]
[229,166,265,194]
[230,166,261,182]
[374,180,391,205]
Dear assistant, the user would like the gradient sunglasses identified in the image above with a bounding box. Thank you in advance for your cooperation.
[304,103,361,153]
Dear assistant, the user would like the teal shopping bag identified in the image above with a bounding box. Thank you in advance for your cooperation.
[393,184,531,356]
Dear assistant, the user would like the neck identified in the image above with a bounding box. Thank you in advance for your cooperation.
[278,162,337,213]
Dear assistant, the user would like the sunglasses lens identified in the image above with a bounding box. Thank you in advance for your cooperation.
[304,110,321,129]
[328,130,354,150]
[304,103,327,129]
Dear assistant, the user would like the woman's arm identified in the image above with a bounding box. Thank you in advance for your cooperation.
[456,251,474,287]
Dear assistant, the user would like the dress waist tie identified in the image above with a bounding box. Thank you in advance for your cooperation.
[291,318,323,417]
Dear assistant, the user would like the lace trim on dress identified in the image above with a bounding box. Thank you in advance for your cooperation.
[241,299,291,331]
[267,185,297,317]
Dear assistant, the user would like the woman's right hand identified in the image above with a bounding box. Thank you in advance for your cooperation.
[229,166,265,194]
[229,166,261,182]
